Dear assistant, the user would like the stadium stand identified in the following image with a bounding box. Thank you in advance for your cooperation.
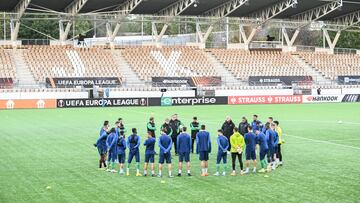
[210,49,308,81]
[121,46,218,81]
[1,45,360,89]
[22,46,123,83]
[298,52,360,80]
[0,48,17,84]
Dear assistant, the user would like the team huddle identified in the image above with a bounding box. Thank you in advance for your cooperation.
[94,114,284,178]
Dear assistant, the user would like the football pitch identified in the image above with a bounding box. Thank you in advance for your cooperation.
[1,103,360,203]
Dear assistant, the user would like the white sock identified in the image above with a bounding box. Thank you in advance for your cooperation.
[202,168,205,174]
[151,170,155,175]
[137,169,140,173]
[246,167,249,171]
[187,170,191,174]
[120,169,124,173]
[127,168,129,173]
[144,170,147,174]
[159,171,162,176]
[169,171,172,176]
[178,169,182,174]
[253,167,256,171]
[205,168,208,173]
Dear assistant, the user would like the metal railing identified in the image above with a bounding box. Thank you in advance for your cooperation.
[249,41,282,49]
[333,48,357,55]
[296,45,316,52]
[21,39,50,45]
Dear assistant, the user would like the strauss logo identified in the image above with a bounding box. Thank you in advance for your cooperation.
[230,97,237,104]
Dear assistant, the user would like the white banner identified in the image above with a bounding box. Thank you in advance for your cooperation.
[302,95,345,103]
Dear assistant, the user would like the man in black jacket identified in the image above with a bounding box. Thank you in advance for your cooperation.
[221,116,235,151]
[147,117,156,138]
[169,114,183,155]
[161,118,173,136]
[190,117,200,153]
[238,117,249,136]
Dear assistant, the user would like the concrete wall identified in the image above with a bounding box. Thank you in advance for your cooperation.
[109,90,195,98]
[1,88,359,100]
[0,91,89,100]
[311,88,360,95]
[215,89,293,96]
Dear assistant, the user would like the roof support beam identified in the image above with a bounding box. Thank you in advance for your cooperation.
[280,0,343,50]
[282,28,299,47]
[239,25,257,49]
[229,0,297,50]
[59,20,72,43]
[249,0,298,25]
[196,23,213,44]
[152,23,169,44]
[10,20,21,44]
[59,0,89,44]
[10,0,31,45]
[107,0,144,44]
[13,0,31,19]
[203,0,249,19]
[333,10,360,31]
[65,0,89,15]
[323,29,341,51]
[151,0,195,44]
[158,0,195,17]
[292,0,342,23]
[196,0,250,49]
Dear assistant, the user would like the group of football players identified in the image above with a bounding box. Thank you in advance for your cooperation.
[94,114,284,177]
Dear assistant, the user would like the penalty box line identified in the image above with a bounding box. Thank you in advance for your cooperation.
[285,134,360,151]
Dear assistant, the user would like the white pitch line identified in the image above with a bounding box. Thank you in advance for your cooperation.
[286,134,360,150]
[285,120,360,125]
[326,139,360,142]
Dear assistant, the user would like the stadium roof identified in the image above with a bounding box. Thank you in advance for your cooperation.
[0,0,360,21]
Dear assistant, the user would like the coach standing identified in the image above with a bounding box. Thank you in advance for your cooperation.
[169,114,182,156]
[190,117,200,153]
[147,117,156,138]
[238,117,249,136]
[221,116,235,151]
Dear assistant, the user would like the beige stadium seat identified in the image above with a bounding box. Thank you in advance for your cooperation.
[0,48,17,81]
[210,49,308,81]
[22,46,123,84]
[298,52,360,80]
[120,46,219,82]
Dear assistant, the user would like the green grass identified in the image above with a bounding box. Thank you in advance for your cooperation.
[1,103,360,203]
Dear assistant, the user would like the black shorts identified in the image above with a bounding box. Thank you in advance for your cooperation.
[199,151,209,161]
[179,152,190,162]
[245,150,256,160]
[260,149,268,160]
[145,154,155,163]
[118,153,126,164]
[159,153,171,164]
